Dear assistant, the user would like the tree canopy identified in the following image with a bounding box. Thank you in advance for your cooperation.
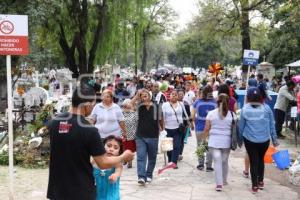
[0,0,299,75]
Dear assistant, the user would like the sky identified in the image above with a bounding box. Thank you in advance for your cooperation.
[168,0,265,30]
[169,0,199,30]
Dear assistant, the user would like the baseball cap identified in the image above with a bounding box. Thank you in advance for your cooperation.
[246,87,261,102]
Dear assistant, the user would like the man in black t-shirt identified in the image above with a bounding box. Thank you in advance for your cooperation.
[135,89,164,185]
[47,84,134,200]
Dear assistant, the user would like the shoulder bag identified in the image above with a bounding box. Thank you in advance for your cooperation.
[169,102,186,134]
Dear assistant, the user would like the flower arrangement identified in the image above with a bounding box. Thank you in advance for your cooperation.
[195,141,209,158]
[16,86,25,96]
[208,62,223,77]
[27,104,54,134]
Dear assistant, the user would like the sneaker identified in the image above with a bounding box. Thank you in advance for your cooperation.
[206,167,214,172]
[243,171,249,178]
[215,185,222,192]
[178,155,183,161]
[258,181,264,190]
[146,177,152,183]
[252,186,258,194]
[138,178,145,185]
[223,181,228,186]
[197,165,204,170]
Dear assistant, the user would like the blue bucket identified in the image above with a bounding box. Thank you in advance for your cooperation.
[272,150,290,170]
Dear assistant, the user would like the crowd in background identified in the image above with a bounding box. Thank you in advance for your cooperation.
[47,71,299,200]
[86,71,298,195]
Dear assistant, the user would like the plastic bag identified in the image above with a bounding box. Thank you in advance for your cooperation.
[158,130,167,153]
[160,138,173,152]
[160,130,167,138]
[289,156,300,186]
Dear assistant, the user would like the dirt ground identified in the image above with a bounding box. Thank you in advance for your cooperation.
[0,166,48,199]
[265,165,300,197]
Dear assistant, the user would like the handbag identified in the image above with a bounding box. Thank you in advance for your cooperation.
[169,102,186,134]
[230,111,238,151]
[179,102,191,128]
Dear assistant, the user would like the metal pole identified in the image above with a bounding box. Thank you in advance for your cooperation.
[7,55,14,200]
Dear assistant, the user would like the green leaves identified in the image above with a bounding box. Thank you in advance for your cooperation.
[267,0,300,68]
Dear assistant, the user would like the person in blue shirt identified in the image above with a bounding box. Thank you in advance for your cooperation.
[239,87,279,194]
[257,73,272,101]
[192,85,216,171]
[248,74,257,87]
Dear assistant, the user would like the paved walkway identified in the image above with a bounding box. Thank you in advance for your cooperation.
[0,131,299,200]
[120,132,299,200]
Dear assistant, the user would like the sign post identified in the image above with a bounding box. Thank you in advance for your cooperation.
[243,49,260,89]
[0,14,29,200]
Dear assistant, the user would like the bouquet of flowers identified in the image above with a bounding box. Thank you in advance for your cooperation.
[195,140,208,158]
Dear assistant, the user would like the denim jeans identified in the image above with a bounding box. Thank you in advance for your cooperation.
[136,138,158,181]
[166,128,182,164]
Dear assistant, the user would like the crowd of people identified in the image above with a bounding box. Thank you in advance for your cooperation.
[46,71,299,199]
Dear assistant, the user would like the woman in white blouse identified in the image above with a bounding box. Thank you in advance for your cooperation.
[203,93,236,192]
[162,90,188,169]
[90,89,127,139]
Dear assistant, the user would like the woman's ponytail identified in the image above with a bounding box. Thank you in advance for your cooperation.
[217,93,229,118]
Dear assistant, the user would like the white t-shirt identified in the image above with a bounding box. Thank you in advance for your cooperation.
[183,90,195,106]
[91,103,125,138]
[206,108,236,148]
[162,102,184,129]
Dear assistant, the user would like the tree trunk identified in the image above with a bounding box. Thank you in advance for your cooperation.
[0,76,7,113]
[0,56,19,112]
[57,0,108,79]
[155,55,162,69]
[240,0,251,78]
[88,1,108,74]
[141,29,148,73]
[58,24,79,78]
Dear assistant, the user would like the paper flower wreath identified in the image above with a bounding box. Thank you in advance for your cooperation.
[208,62,223,76]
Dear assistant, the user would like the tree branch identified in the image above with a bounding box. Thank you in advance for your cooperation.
[245,0,269,11]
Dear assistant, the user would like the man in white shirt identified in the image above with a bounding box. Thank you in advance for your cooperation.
[183,81,196,106]
[274,80,296,138]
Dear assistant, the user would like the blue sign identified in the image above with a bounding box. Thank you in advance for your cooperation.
[243,50,260,66]
[243,58,258,66]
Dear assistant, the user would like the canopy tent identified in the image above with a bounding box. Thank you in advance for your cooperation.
[285,60,300,75]
[286,60,300,68]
